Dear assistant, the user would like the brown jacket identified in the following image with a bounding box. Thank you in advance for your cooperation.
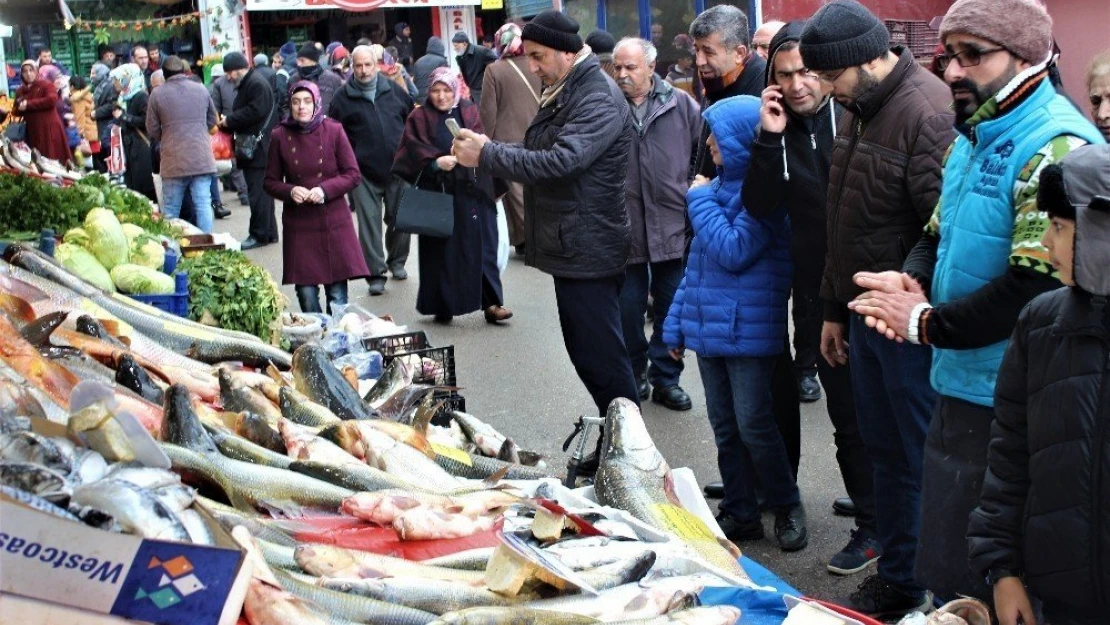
[821,48,955,322]
[479,56,541,144]
[69,88,97,142]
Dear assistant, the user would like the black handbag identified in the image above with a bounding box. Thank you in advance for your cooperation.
[394,170,455,238]
[3,113,26,142]
[233,106,274,161]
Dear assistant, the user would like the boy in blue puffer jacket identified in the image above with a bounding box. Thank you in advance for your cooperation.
[664,95,807,551]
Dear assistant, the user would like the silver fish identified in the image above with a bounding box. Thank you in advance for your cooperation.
[607,606,741,624]
[0,460,70,503]
[71,478,189,541]
[0,484,81,521]
[525,576,704,620]
[274,568,437,625]
[321,576,534,615]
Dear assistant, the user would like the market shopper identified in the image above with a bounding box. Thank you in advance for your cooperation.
[414,36,450,101]
[389,22,415,70]
[68,75,97,162]
[209,64,249,214]
[968,144,1110,625]
[663,95,807,551]
[14,60,70,163]
[264,81,369,315]
[585,31,616,78]
[219,52,278,250]
[147,55,219,234]
[452,10,639,469]
[742,20,879,576]
[392,68,510,325]
[90,62,115,172]
[328,45,415,296]
[110,63,156,202]
[1089,50,1110,142]
[452,32,497,104]
[847,0,1104,604]
[751,21,785,59]
[612,37,700,412]
[798,0,954,616]
[479,22,542,255]
[289,44,344,113]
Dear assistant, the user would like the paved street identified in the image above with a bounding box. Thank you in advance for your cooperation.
[224,194,866,603]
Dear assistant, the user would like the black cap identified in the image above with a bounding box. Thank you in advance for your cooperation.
[297,43,320,63]
[585,30,615,55]
[222,52,249,72]
[452,32,470,44]
[522,10,583,54]
[799,0,890,71]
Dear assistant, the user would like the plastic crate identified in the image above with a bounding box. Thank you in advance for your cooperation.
[389,345,457,387]
[362,330,431,356]
[430,390,465,428]
[885,19,939,60]
[129,272,189,317]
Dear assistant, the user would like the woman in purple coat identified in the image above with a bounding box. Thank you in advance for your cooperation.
[264,81,370,314]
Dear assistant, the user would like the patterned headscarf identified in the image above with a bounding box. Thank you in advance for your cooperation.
[109,63,145,103]
[38,64,62,89]
[428,66,461,110]
[282,80,326,133]
[495,23,524,58]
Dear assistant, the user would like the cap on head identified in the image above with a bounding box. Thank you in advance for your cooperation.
[279,41,297,59]
[452,32,470,44]
[222,52,249,72]
[939,0,1053,65]
[522,10,583,54]
[297,43,320,63]
[585,30,616,55]
[798,0,890,71]
[1039,144,1110,295]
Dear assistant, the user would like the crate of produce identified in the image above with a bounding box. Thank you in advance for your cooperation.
[128,271,189,318]
[391,344,457,387]
[178,233,226,257]
[362,330,431,355]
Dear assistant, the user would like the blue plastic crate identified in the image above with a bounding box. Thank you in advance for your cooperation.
[130,271,189,318]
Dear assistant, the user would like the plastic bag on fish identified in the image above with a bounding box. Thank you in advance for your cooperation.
[279,516,504,561]
[496,199,509,275]
[333,350,383,380]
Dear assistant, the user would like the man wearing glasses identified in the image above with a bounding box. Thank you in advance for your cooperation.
[847,0,1105,609]
[798,0,953,617]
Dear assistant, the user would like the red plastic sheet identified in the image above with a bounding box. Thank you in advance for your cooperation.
[282,516,505,561]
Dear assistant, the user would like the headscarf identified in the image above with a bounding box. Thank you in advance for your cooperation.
[109,63,145,103]
[282,81,325,133]
[19,60,38,83]
[428,67,461,110]
[495,23,524,58]
[90,62,110,87]
[38,64,61,85]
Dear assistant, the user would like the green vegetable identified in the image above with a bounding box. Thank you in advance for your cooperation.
[110,264,176,295]
[56,243,115,292]
[179,250,287,345]
[119,223,165,270]
[121,223,145,241]
[84,208,130,270]
[63,227,90,248]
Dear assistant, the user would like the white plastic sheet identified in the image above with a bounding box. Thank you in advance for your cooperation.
[495,199,510,275]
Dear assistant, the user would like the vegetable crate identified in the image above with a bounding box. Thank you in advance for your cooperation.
[362,331,431,355]
[130,272,189,318]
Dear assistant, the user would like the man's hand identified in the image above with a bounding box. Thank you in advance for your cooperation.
[759,85,787,134]
[994,577,1036,625]
[436,155,458,171]
[290,186,311,204]
[820,321,848,366]
[690,174,710,189]
[668,347,685,361]
[452,129,489,168]
[848,271,927,341]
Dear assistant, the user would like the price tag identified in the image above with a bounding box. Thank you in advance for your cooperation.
[431,442,472,467]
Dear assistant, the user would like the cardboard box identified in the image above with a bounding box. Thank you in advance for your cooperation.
[0,495,251,625]
[0,593,152,625]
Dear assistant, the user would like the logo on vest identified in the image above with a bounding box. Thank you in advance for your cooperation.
[972,140,1014,199]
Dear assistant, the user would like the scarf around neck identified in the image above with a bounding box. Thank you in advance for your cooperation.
[539,45,592,109]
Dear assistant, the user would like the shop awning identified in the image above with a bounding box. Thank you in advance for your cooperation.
[247,0,479,11]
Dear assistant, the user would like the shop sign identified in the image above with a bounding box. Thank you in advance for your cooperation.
[481,0,504,8]
[247,0,480,11]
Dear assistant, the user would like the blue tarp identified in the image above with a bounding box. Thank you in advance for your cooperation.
[699,556,799,625]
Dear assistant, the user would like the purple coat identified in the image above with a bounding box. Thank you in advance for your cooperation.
[264,118,369,286]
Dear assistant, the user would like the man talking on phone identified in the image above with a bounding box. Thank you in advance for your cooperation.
[741,19,879,578]
[452,10,638,474]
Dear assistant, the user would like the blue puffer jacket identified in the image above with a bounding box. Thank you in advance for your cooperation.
[663,95,792,358]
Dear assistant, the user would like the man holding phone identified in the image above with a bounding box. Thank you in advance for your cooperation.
[741,19,879,578]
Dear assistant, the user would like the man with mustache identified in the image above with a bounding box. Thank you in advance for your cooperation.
[846,0,1105,608]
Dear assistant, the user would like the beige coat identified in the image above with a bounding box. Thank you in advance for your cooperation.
[69,88,97,142]
[478,56,540,144]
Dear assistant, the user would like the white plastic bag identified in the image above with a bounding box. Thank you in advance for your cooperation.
[495,199,510,275]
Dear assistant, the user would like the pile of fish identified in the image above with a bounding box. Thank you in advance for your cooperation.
[0,246,751,625]
[2,138,84,181]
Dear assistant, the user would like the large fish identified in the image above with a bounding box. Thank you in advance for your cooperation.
[273,568,437,625]
[321,576,533,615]
[293,543,487,585]
[195,496,298,547]
[219,369,283,424]
[292,344,375,421]
[363,358,413,409]
[0,314,82,412]
[607,606,741,625]
[594,399,749,583]
[524,576,704,620]
[279,386,342,429]
[244,578,330,625]
[71,478,190,541]
[434,446,560,481]
[429,608,600,625]
[341,488,521,525]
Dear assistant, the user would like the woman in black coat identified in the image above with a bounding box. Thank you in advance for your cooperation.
[109,63,155,201]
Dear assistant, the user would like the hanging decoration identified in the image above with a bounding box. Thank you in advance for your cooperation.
[65,9,214,33]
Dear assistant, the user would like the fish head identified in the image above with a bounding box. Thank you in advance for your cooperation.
[162,385,218,453]
[318,422,367,461]
[601,399,667,473]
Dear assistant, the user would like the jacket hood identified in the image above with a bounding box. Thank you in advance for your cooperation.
[394,22,409,37]
[426,37,446,57]
[764,20,807,87]
[702,95,762,182]
[1066,144,1110,296]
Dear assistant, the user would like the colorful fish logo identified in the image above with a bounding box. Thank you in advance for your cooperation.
[133,556,206,609]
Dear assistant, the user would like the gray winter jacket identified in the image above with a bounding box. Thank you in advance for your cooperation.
[147,74,218,178]
[413,37,449,101]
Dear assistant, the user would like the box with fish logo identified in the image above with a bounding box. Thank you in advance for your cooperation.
[0,494,251,625]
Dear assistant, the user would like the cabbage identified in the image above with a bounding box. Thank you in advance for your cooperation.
[121,223,145,241]
[110,264,176,295]
[131,239,165,271]
[84,208,129,270]
[56,243,115,292]
[63,227,90,248]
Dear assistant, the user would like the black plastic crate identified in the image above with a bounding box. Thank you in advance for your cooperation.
[362,331,431,356]
[885,19,939,60]
[430,390,466,427]
[389,345,457,387]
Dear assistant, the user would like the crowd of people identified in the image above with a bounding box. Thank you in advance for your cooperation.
[10,0,1110,620]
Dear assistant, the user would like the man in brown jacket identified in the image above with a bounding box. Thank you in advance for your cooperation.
[799,0,954,618]
[479,23,541,254]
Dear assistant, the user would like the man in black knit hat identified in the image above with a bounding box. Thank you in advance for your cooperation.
[452,10,638,473]
[288,43,344,113]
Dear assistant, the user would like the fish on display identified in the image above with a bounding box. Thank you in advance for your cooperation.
[195,496,299,547]
[257,538,300,570]
[0,313,81,412]
[244,578,331,625]
[342,489,521,526]
[294,544,487,585]
[279,386,342,429]
[0,483,82,521]
[605,606,741,624]
[273,568,438,625]
[428,608,600,625]
[594,399,749,583]
[321,421,465,489]
[450,411,513,459]
[115,353,165,404]
[70,478,190,541]
[0,412,33,435]
[0,430,73,474]
[433,445,559,481]
[524,576,704,620]
[393,508,498,541]
[0,461,71,503]
[287,459,420,494]
[178,508,216,545]
[220,369,284,424]
[210,427,294,469]
[292,344,375,421]
[321,576,532,615]
[363,358,413,410]
[235,412,286,454]
[420,547,497,571]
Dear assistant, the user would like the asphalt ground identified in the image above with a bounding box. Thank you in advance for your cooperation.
[222,191,867,604]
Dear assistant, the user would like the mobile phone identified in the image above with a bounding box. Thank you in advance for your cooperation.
[445,118,461,137]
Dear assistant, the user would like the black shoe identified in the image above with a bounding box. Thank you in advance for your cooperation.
[715,511,763,542]
[833,497,859,517]
[213,204,231,219]
[638,376,650,401]
[827,529,882,575]
[238,193,250,206]
[839,574,932,619]
[799,373,822,403]
[433,314,453,324]
[515,244,526,255]
[703,480,724,498]
[240,237,267,250]
[391,267,408,280]
[367,277,386,296]
[774,504,808,551]
[651,385,692,411]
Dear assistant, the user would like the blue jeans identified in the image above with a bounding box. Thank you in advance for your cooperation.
[698,354,801,522]
[162,174,214,234]
[848,314,936,595]
[619,260,685,388]
[295,282,348,315]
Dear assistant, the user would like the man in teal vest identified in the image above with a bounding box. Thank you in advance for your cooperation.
[847,0,1106,604]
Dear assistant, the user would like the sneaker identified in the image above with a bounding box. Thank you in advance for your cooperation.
[798,373,822,403]
[773,504,808,551]
[390,267,408,281]
[839,574,932,619]
[827,529,881,575]
[715,511,764,542]
[367,277,386,296]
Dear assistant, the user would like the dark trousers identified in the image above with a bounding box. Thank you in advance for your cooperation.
[792,289,822,378]
[350,175,410,277]
[295,282,349,316]
[699,354,802,522]
[849,314,936,595]
[915,395,993,602]
[618,259,684,388]
[243,166,277,242]
[817,321,877,534]
[771,343,801,478]
[553,275,640,420]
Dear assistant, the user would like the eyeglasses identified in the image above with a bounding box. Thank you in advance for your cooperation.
[813,67,848,84]
[935,47,1006,72]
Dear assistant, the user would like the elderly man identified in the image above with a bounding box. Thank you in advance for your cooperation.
[751,20,785,59]
[147,56,218,233]
[846,0,1104,606]
[328,45,415,296]
[209,64,248,213]
[453,10,637,473]
[611,37,700,412]
[218,52,277,249]
[452,32,497,104]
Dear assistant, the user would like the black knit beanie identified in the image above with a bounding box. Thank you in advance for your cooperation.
[1038,164,1074,220]
[297,43,320,63]
[799,0,890,71]
[522,10,583,54]
[585,31,615,55]
[222,52,249,72]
